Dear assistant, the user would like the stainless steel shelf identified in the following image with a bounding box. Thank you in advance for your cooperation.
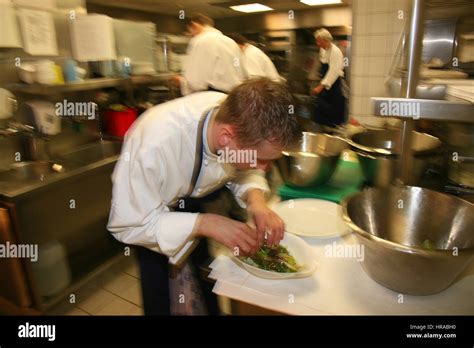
[7,77,130,95]
[371,97,474,123]
[7,74,174,95]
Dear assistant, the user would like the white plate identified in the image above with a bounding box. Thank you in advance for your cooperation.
[233,233,317,279]
[271,198,350,238]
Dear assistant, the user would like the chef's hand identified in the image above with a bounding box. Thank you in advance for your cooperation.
[193,213,259,256]
[311,84,325,95]
[246,189,285,247]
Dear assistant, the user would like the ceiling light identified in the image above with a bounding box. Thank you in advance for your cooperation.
[300,0,342,6]
[230,3,274,13]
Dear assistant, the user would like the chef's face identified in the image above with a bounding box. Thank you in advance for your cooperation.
[226,138,283,172]
[316,37,330,49]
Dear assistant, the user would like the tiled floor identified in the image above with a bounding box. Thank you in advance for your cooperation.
[47,255,144,316]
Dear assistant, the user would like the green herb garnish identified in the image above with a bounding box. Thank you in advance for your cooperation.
[241,245,301,273]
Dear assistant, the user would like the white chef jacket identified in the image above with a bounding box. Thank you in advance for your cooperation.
[242,44,282,82]
[181,27,244,95]
[107,91,269,264]
[319,42,344,89]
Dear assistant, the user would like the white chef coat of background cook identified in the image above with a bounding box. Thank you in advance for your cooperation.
[319,42,344,89]
[107,91,269,264]
[242,44,282,82]
[181,27,245,95]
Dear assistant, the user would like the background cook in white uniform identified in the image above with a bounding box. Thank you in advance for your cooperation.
[176,17,244,95]
[228,33,283,82]
[107,92,269,264]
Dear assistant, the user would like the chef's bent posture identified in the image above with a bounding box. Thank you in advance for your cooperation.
[311,29,346,126]
[171,14,244,95]
[107,78,299,315]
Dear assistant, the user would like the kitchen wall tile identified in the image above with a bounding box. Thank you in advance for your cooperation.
[367,57,386,76]
[392,11,406,34]
[373,0,390,13]
[354,14,369,35]
[368,77,387,97]
[365,0,379,13]
[354,0,369,14]
[385,55,396,76]
[368,35,387,56]
[370,13,390,35]
[388,33,402,56]
[350,95,363,116]
[353,76,371,96]
[393,0,410,12]
[352,35,368,56]
[350,56,367,76]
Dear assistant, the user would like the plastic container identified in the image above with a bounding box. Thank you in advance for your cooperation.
[103,105,137,137]
[30,241,72,297]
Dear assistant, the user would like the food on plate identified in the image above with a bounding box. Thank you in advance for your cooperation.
[241,245,302,273]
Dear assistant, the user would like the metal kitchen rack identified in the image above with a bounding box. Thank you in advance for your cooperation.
[6,73,174,96]
[370,0,474,183]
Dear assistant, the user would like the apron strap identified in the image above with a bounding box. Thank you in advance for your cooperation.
[185,106,218,198]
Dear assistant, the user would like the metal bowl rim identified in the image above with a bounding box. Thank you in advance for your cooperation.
[347,130,442,156]
[340,186,474,255]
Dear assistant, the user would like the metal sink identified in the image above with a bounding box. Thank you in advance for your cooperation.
[0,140,122,199]
[0,161,66,182]
[55,141,122,166]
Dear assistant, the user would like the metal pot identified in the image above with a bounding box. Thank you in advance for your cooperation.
[277,132,348,187]
[346,130,442,186]
[342,186,474,295]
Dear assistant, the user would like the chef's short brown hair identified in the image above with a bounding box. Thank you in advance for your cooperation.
[216,78,299,149]
[188,14,214,27]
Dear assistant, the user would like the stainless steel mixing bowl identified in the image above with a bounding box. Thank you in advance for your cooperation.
[342,185,474,295]
[346,130,442,186]
[277,132,348,187]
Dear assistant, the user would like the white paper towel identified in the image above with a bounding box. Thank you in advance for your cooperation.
[210,235,474,315]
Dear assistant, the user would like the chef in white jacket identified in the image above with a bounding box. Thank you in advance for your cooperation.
[108,78,299,315]
[228,33,283,82]
[311,28,346,126]
[170,14,244,95]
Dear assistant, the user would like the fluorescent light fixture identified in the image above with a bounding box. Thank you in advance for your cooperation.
[300,0,342,6]
[230,3,274,13]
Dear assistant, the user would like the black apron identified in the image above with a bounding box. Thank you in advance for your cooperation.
[313,62,346,127]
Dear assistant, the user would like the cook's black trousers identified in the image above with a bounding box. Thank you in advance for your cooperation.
[136,188,244,315]
[136,238,218,315]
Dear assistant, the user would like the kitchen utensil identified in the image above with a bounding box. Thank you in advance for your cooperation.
[271,198,350,238]
[342,185,474,295]
[347,130,442,186]
[233,233,317,279]
[277,132,348,187]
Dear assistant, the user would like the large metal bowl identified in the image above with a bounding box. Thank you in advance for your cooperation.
[277,132,348,187]
[342,185,474,295]
[347,130,442,186]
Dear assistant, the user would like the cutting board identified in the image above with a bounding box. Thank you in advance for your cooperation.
[277,159,364,203]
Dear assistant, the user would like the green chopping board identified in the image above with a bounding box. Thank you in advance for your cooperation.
[277,159,364,203]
